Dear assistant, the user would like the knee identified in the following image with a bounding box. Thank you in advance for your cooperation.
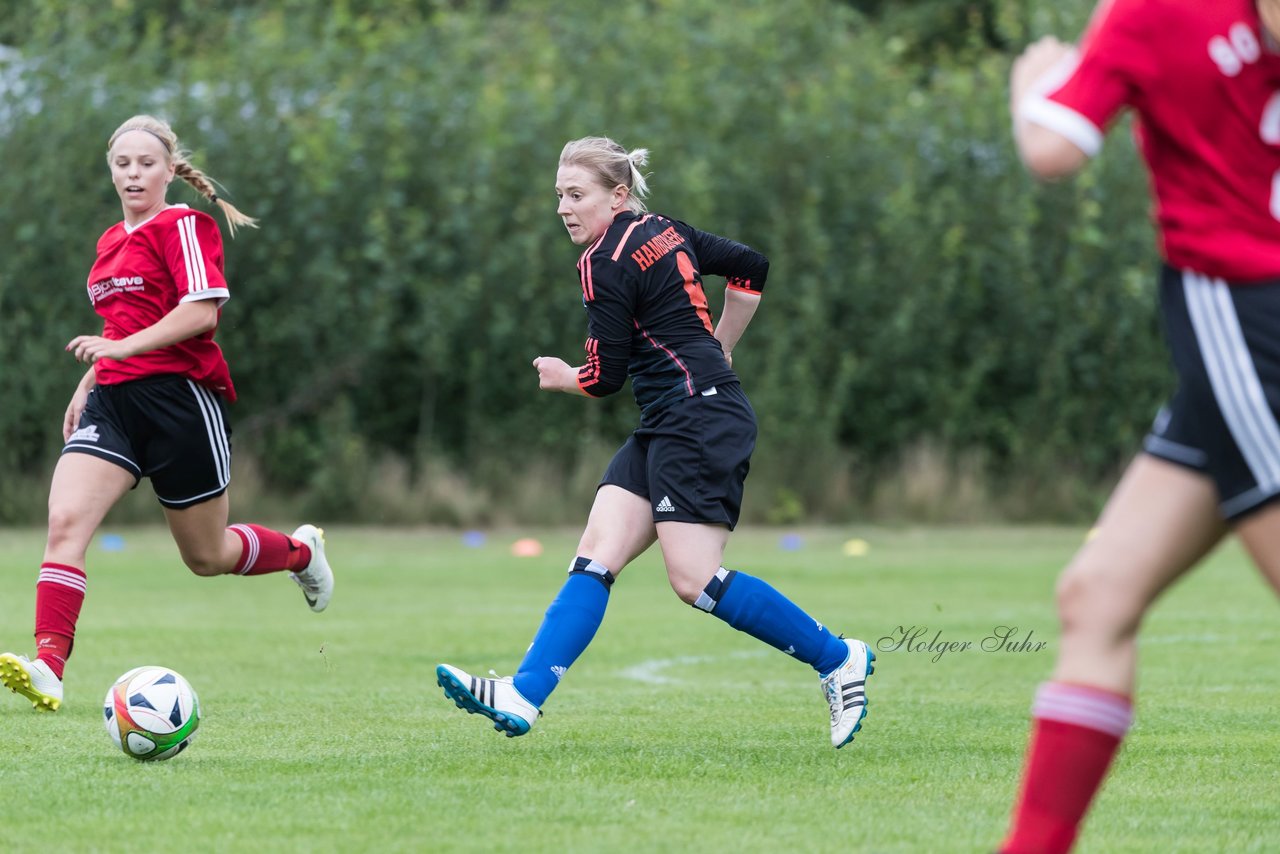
[46,503,89,556]
[181,550,226,577]
[667,568,711,606]
[46,504,78,547]
[574,539,631,578]
[1055,564,1141,640]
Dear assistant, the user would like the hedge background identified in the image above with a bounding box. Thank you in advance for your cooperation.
[0,0,1169,525]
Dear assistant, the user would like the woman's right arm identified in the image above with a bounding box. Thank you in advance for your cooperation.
[1010,37,1089,179]
[63,368,97,441]
[714,288,762,368]
[685,225,769,367]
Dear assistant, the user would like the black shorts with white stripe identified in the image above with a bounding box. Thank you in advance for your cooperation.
[600,381,756,529]
[62,374,232,509]
[1145,265,1280,520]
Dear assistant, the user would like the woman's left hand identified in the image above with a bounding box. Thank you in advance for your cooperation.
[66,335,133,364]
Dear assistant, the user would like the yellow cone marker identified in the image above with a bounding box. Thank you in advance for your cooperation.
[842,538,869,557]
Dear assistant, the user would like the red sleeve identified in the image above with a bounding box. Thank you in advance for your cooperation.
[1020,0,1155,157]
[161,211,230,306]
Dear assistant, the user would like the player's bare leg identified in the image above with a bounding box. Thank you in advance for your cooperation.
[45,453,135,568]
[166,495,333,611]
[1052,456,1225,691]
[164,492,238,576]
[1,454,133,711]
[1002,455,1225,853]
[1234,502,1280,598]
[574,484,658,579]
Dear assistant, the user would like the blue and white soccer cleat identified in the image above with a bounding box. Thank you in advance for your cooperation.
[289,525,334,613]
[821,638,875,748]
[436,664,540,737]
[0,653,63,712]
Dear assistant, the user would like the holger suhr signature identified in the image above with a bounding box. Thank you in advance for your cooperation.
[876,625,1048,663]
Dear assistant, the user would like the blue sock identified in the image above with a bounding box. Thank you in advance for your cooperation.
[512,557,613,707]
[694,568,848,676]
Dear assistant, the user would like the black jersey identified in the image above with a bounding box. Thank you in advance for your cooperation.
[574,211,768,414]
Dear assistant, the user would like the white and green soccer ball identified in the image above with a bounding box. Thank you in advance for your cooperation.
[103,666,200,761]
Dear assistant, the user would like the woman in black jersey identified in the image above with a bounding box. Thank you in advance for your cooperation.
[438,136,874,749]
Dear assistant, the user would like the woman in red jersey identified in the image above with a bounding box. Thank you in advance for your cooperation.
[0,115,335,713]
[436,137,874,749]
[1000,2,1280,851]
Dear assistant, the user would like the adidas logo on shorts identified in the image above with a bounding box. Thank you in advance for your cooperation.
[656,495,676,513]
[67,424,101,443]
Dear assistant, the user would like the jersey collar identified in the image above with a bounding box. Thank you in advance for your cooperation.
[122,203,189,234]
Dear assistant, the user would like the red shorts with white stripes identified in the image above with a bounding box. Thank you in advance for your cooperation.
[1144,265,1280,520]
[62,374,232,509]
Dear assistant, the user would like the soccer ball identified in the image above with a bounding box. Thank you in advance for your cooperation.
[103,666,200,761]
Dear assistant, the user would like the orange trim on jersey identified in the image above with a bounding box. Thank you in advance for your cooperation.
[577,232,609,302]
[676,251,713,333]
[577,337,603,394]
[725,278,760,294]
[610,214,653,262]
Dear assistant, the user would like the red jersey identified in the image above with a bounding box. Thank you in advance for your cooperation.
[85,205,236,400]
[1021,0,1280,282]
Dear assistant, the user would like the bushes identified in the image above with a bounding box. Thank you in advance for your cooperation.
[0,0,1159,523]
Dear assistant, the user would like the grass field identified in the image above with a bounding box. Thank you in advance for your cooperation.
[0,525,1276,853]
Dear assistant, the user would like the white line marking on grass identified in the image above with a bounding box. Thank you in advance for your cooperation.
[1140,633,1228,645]
[621,650,771,685]
[1140,633,1279,645]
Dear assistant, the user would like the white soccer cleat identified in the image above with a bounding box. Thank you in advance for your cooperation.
[436,664,540,737]
[289,524,334,612]
[0,653,63,712]
[822,638,874,748]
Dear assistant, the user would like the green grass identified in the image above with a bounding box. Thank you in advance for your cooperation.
[0,525,1276,853]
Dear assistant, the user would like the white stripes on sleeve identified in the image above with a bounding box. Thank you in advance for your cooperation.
[175,215,229,307]
[176,215,210,296]
[1019,96,1104,157]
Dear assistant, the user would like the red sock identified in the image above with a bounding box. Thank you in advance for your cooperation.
[1001,682,1133,854]
[227,524,312,576]
[34,562,87,679]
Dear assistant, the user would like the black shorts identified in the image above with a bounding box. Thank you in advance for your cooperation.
[1144,265,1280,520]
[600,381,756,529]
[62,375,232,509]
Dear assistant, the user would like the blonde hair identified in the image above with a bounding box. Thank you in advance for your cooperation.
[107,115,258,237]
[559,136,650,213]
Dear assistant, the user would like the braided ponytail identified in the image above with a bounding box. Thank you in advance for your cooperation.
[172,159,258,237]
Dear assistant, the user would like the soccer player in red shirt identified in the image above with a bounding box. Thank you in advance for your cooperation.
[436,137,875,748]
[0,115,335,713]
[1001,2,1280,851]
